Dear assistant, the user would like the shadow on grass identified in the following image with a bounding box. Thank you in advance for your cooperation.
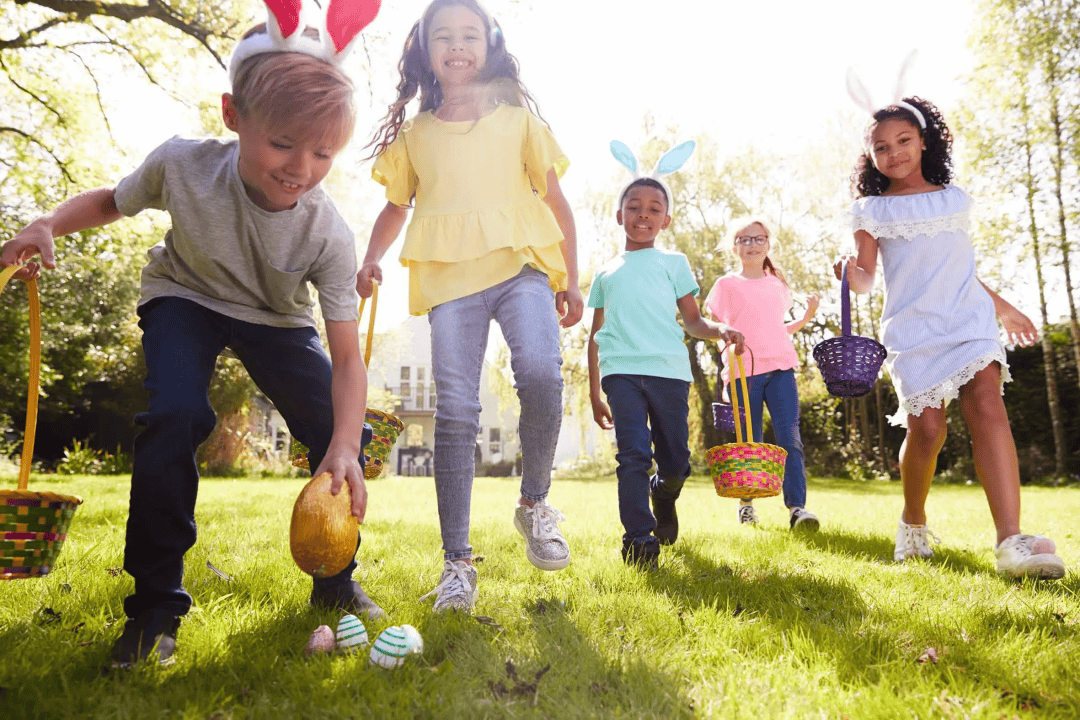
[789,527,992,576]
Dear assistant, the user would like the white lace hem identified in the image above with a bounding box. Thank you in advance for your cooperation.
[888,350,1011,427]
[852,210,969,242]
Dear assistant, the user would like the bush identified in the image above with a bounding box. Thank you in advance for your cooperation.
[56,438,103,475]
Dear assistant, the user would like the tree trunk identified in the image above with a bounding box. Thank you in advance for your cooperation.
[687,336,720,452]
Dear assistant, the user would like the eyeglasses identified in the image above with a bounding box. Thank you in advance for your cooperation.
[736,235,769,246]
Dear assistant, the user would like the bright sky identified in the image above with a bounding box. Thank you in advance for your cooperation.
[115,0,981,331]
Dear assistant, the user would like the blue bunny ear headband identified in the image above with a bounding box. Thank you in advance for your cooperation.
[611,139,696,212]
[846,50,926,129]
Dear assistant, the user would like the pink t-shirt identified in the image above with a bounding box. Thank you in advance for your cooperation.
[705,273,800,384]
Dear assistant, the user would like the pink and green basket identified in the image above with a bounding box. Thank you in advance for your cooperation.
[1,266,83,580]
[706,347,786,499]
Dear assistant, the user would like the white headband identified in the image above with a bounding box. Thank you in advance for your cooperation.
[228,0,381,86]
[611,140,696,213]
[846,51,926,130]
[416,2,501,52]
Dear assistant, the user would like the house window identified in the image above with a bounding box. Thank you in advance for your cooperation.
[415,389,424,410]
[429,392,437,409]
[418,367,425,381]
[400,366,410,380]
[401,382,411,399]
[489,428,500,442]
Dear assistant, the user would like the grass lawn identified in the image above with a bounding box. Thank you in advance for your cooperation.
[1,472,1078,719]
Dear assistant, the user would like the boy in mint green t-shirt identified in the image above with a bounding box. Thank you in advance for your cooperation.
[587,178,743,569]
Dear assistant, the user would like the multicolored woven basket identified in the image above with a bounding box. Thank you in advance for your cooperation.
[292,281,403,479]
[812,259,886,398]
[1,265,83,580]
[706,348,785,499]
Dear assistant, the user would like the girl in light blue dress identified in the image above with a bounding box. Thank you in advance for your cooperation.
[837,95,1065,579]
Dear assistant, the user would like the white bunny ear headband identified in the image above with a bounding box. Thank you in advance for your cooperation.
[228,0,381,86]
[611,140,696,211]
[846,51,926,130]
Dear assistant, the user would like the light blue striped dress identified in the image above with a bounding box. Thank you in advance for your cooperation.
[851,184,1009,427]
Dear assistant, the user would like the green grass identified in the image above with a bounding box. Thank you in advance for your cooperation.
[1,473,1078,719]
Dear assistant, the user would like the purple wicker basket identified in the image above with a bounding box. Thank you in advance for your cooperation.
[812,260,887,397]
[712,346,753,433]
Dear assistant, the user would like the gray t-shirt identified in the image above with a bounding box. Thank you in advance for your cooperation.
[114,136,359,328]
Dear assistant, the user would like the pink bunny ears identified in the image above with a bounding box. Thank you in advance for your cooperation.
[846,51,926,129]
[228,0,381,85]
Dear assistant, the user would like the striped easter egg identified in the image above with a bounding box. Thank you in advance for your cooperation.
[399,624,423,654]
[335,614,368,652]
[369,626,409,668]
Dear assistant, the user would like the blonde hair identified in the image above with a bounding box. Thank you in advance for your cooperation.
[729,217,790,289]
[231,27,356,151]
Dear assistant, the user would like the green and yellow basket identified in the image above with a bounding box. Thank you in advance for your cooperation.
[706,346,786,499]
[292,281,403,479]
[1,265,83,580]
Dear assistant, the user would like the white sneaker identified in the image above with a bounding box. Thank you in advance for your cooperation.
[894,519,939,562]
[995,534,1066,579]
[738,503,758,525]
[514,501,571,570]
[419,560,478,612]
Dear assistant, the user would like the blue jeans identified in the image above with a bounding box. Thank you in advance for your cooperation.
[124,297,372,618]
[601,374,691,546]
[429,267,564,561]
[732,368,807,508]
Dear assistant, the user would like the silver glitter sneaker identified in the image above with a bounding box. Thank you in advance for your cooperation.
[420,560,479,613]
[513,501,571,570]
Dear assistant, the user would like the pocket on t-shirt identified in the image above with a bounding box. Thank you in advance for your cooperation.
[259,261,312,314]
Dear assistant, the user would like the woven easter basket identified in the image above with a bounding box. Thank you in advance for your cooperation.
[711,346,753,434]
[706,348,785,499]
[812,260,886,398]
[1,266,83,580]
[292,281,403,479]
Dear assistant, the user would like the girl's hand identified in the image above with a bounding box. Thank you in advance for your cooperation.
[805,292,821,318]
[556,286,584,328]
[356,262,382,299]
[999,305,1040,348]
[833,254,858,281]
[720,329,745,355]
[590,395,613,430]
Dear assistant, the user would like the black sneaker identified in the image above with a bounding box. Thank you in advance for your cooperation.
[789,507,820,532]
[109,608,181,668]
[621,538,660,571]
[310,580,387,620]
[651,493,678,546]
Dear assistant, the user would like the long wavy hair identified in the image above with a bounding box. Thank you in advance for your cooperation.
[365,0,545,159]
[851,96,953,198]
[730,218,790,289]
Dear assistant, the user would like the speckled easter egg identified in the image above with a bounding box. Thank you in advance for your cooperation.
[304,625,336,656]
[369,626,409,668]
[335,613,368,651]
[289,472,358,577]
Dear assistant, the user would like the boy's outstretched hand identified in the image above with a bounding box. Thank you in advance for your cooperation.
[590,394,613,430]
[315,451,368,523]
[557,285,584,328]
[2,222,56,277]
[720,328,746,356]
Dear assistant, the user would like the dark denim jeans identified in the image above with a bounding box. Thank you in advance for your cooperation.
[731,368,807,508]
[601,374,691,547]
[124,297,371,619]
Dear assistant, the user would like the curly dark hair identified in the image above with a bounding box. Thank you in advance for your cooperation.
[365,0,545,159]
[850,96,953,197]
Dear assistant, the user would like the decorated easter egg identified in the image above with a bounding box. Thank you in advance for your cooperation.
[289,472,358,577]
[335,613,368,651]
[304,625,336,656]
[369,625,422,668]
[399,624,423,654]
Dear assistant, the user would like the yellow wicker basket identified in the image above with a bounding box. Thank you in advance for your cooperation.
[706,348,786,499]
[1,266,83,580]
[292,281,403,479]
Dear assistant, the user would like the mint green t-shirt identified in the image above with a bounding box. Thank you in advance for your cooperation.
[587,248,699,381]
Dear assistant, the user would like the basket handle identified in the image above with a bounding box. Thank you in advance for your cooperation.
[840,258,852,338]
[727,347,753,443]
[358,280,379,367]
[0,265,40,492]
[715,343,755,401]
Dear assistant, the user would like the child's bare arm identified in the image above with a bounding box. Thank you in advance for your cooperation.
[1,187,122,273]
[357,201,409,298]
[677,294,745,353]
[979,280,1040,347]
[833,230,879,294]
[587,308,613,429]
[318,319,369,522]
[542,170,583,328]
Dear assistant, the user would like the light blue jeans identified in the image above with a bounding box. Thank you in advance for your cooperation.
[732,368,808,508]
[429,267,564,560]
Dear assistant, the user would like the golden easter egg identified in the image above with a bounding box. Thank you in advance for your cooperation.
[289,472,358,578]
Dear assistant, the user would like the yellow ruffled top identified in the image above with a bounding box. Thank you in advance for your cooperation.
[372,104,570,315]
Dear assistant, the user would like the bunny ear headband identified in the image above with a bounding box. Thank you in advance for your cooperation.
[611,140,696,211]
[417,1,501,51]
[846,50,926,129]
[228,0,381,85]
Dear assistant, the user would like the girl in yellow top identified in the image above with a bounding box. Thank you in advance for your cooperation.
[359,0,581,614]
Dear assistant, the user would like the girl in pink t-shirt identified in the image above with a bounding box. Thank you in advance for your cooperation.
[705,219,820,530]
